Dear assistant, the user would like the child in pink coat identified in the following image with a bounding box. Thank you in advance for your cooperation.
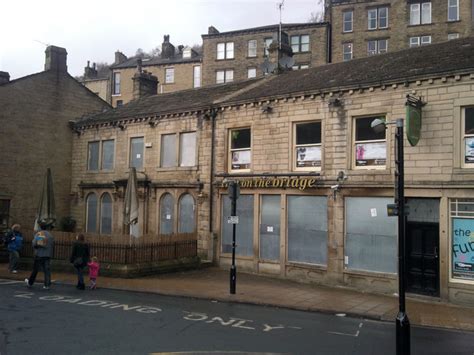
[87,256,100,290]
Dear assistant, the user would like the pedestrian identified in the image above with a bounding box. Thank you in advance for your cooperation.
[87,256,100,290]
[69,234,90,290]
[25,223,54,290]
[5,224,24,273]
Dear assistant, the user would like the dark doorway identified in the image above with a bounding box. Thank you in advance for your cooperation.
[406,221,440,297]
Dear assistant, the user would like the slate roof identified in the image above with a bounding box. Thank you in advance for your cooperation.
[110,53,202,69]
[75,37,474,127]
[202,22,328,38]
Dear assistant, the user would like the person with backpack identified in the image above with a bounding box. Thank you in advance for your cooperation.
[5,224,24,273]
[69,234,90,290]
[25,223,55,290]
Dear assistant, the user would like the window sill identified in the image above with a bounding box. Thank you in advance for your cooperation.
[164,82,175,85]
[293,51,311,55]
[286,261,327,271]
[452,168,474,175]
[215,58,235,62]
[343,268,397,279]
[112,94,121,97]
[246,56,258,59]
[156,166,198,172]
[350,166,390,173]
[86,170,116,174]
[407,23,433,28]
[342,31,353,34]
[446,20,461,24]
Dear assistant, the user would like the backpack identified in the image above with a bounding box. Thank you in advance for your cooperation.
[35,232,48,248]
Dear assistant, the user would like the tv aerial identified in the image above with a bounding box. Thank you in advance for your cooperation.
[279,55,295,69]
[260,58,276,75]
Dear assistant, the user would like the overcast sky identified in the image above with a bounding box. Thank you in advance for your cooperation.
[0,0,322,79]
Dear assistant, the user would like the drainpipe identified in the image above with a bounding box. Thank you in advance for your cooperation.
[209,108,218,234]
[327,1,332,63]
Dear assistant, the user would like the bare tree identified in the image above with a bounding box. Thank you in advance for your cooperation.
[191,44,203,55]
[308,0,325,22]
[95,62,110,78]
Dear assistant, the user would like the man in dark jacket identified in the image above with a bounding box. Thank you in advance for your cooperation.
[25,223,54,290]
[5,224,23,273]
[69,234,90,290]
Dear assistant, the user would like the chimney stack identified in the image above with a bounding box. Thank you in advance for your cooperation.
[44,45,68,73]
[114,51,128,64]
[161,35,175,59]
[0,71,10,85]
[132,61,158,100]
[267,31,293,74]
[208,26,219,35]
[83,60,98,79]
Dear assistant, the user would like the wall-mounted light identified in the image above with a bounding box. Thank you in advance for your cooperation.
[261,105,273,114]
[328,98,342,107]
[148,121,157,128]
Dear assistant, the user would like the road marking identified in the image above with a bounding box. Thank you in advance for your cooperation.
[328,322,363,337]
[0,279,23,285]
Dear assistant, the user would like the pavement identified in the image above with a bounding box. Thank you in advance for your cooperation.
[1,263,474,332]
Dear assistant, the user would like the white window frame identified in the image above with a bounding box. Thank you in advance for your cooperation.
[448,33,460,40]
[290,34,310,53]
[410,2,431,25]
[229,128,251,172]
[462,107,474,168]
[112,72,121,95]
[216,69,234,84]
[217,42,234,60]
[343,43,353,61]
[247,67,257,79]
[353,116,387,170]
[165,67,175,84]
[368,9,378,30]
[410,36,421,47]
[421,35,431,45]
[367,39,388,55]
[293,121,322,171]
[160,132,197,168]
[193,65,201,88]
[343,10,353,32]
[248,40,257,57]
[448,0,459,21]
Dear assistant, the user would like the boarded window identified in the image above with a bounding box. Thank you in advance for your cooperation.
[180,132,196,167]
[86,193,98,233]
[101,140,114,170]
[221,194,254,256]
[100,193,112,234]
[130,137,144,169]
[345,197,397,273]
[161,134,176,168]
[178,194,195,233]
[88,142,99,171]
[288,196,327,265]
[160,193,174,235]
[259,195,280,261]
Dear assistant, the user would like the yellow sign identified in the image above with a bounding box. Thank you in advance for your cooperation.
[221,177,318,191]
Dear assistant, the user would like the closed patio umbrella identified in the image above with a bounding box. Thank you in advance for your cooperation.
[123,167,139,239]
[34,168,56,231]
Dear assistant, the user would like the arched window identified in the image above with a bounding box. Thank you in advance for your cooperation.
[178,193,195,233]
[160,193,174,235]
[100,193,113,234]
[86,193,98,233]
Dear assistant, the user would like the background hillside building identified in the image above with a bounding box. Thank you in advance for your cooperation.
[326,0,474,62]
[0,46,109,231]
[71,38,474,305]
[201,23,330,86]
[82,61,110,102]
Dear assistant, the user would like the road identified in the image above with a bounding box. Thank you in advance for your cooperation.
[0,278,473,355]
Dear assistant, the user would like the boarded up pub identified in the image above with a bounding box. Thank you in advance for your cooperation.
[71,38,474,305]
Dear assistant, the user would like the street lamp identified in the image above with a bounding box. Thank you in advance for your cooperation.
[371,118,411,355]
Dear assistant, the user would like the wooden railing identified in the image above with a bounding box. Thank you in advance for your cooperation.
[20,230,197,264]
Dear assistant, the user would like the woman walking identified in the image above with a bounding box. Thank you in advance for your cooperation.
[69,234,90,290]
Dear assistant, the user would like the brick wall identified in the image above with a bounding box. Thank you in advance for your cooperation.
[0,71,108,230]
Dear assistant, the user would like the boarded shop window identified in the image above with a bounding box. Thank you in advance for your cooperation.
[354,116,386,168]
[294,121,321,170]
[0,199,10,230]
[345,197,397,273]
[130,137,144,169]
[180,132,196,167]
[100,193,112,235]
[288,196,328,265]
[161,134,177,168]
[229,128,251,171]
[221,194,254,256]
[178,194,195,233]
[101,140,114,170]
[160,193,174,235]
[87,141,100,171]
[86,193,98,233]
[462,107,474,167]
[450,199,474,281]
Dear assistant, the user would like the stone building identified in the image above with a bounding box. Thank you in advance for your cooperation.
[71,37,474,305]
[107,35,202,108]
[0,46,109,232]
[82,61,110,103]
[201,23,330,86]
[326,0,473,62]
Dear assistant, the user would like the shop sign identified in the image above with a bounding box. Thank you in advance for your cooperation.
[221,177,318,191]
[406,95,425,147]
[452,218,474,280]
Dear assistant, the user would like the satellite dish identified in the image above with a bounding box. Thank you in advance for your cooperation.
[260,58,276,74]
[279,55,295,69]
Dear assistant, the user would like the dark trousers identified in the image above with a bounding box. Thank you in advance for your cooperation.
[28,257,51,287]
[75,266,85,288]
[8,250,19,271]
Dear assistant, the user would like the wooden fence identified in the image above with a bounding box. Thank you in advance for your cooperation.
[20,230,197,264]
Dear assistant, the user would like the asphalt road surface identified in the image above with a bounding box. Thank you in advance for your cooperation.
[0,278,473,355]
